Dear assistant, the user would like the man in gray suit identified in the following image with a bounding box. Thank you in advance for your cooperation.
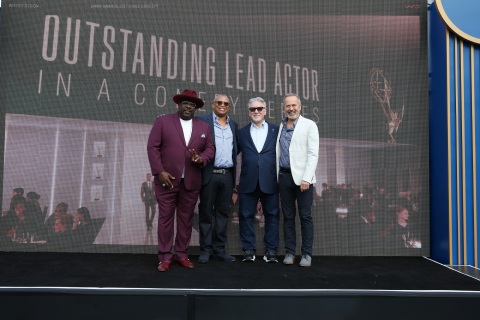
[140,173,156,231]
[276,93,319,267]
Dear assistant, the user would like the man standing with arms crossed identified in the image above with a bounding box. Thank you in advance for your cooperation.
[197,94,238,263]
[276,93,319,267]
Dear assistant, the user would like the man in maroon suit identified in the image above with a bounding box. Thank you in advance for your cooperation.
[147,89,215,272]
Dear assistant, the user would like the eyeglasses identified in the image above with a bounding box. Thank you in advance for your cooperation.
[215,101,230,107]
[249,107,265,112]
[181,101,196,108]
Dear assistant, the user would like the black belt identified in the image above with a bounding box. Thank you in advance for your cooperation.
[280,167,291,173]
[212,167,233,174]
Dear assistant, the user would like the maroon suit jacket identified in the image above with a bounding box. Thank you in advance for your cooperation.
[147,113,215,191]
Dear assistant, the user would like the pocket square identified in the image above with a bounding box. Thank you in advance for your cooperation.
[201,133,206,138]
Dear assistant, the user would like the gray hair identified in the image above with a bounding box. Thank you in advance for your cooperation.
[283,93,301,107]
[247,97,266,108]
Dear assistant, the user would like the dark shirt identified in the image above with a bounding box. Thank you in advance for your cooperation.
[279,117,298,169]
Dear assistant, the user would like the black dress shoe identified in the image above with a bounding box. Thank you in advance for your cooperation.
[215,251,236,262]
[198,251,211,264]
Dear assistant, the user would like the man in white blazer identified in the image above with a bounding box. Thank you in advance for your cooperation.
[276,93,319,267]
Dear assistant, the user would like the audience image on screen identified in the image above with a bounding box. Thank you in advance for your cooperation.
[0,186,104,250]
[316,182,423,254]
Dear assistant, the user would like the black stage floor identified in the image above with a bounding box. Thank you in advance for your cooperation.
[0,251,479,290]
[1,252,480,319]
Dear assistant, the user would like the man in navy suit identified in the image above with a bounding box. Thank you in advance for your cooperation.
[147,89,215,272]
[197,94,238,263]
[238,97,280,263]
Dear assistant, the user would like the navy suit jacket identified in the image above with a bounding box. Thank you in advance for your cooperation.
[197,112,239,187]
[147,113,215,191]
[238,121,279,194]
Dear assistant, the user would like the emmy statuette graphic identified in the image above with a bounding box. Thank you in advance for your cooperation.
[369,68,404,143]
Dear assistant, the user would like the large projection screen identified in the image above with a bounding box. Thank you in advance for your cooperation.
[0,0,428,256]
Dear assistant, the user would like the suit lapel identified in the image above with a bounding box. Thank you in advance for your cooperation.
[244,124,257,150]
[208,113,215,143]
[245,122,272,153]
[172,114,187,147]
[277,122,284,145]
[187,118,199,147]
[290,116,303,143]
[261,122,276,152]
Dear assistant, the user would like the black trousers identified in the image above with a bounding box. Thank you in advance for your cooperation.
[198,172,233,253]
[144,202,156,228]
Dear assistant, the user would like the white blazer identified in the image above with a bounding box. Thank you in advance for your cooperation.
[276,115,319,185]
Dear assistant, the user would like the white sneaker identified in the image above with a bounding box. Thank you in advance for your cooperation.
[299,254,312,267]
[283,253,295,265]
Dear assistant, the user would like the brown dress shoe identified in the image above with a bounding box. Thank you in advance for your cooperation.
[157,260,172,272]
[175,257,195,269]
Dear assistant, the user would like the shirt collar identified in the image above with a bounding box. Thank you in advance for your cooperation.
[282,117,299,127]
[251,120,266,129]
[213,113,230,125]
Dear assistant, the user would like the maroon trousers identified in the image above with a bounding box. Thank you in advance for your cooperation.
[155,179,199,261]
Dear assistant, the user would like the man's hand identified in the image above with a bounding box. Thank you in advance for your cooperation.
[159,172,175,189]
[189,149,203,164]
[300,180,310,192]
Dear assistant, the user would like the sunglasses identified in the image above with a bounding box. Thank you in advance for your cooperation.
[249,107,265,112]
[181,101,196,107]
[215,101,230,107]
